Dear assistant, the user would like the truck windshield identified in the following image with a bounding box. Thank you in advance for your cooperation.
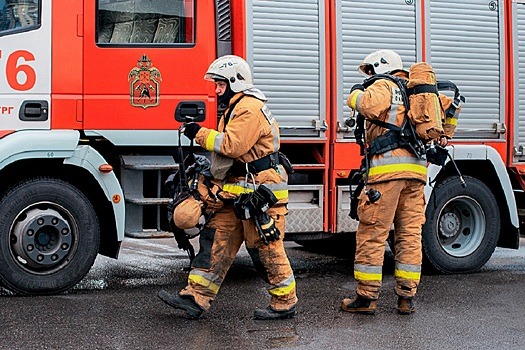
[0,0,40,34]
[96,0,194,45]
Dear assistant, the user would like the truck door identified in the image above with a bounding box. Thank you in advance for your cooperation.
[428,0,505,141]
[246,0,327,138]
[0,0,51,133]
[83,0,217,145]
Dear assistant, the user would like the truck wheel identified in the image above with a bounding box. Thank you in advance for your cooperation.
[0,178,100,295]
[422,176,499,274]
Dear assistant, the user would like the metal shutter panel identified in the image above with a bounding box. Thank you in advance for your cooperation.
[337,0,417,140]
[429,0,504,139]
[247,0,325,137]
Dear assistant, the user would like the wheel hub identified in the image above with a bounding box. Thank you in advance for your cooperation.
[439,212,460,238]
[12,208,72,269]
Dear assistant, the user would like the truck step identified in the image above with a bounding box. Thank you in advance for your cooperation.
[121,155,179,171]
[125,230,174,239]
[120,155,177,239]
[125,197,171,205]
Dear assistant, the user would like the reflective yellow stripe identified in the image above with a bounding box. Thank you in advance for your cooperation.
[445,117,458,126]
[268,279,296,297]
[368,163,427,176]
[395,270,421,281]
[188,274,220,294]
[205,129,220,152]
[222,184,288,200]
[354,270,382,281]
[433,99,443,128]
[348,90,362,110]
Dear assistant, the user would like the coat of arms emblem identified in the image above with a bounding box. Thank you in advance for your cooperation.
[128,55,162,108]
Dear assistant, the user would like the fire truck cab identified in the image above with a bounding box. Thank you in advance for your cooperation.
[0,0,523,295]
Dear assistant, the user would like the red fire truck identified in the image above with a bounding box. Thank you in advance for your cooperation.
[0,0,522,295]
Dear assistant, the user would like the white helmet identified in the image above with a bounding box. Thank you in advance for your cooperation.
[204,55,255,92]
[358,49,405,76]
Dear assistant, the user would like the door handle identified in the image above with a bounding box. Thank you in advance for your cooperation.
[19,100,49,121]
[174,101,205,122]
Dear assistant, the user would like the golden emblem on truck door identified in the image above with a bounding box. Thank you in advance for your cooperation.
[128,55,162,109]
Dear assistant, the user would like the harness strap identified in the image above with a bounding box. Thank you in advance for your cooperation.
[406,84,438,96]
[229,152,280,176]
[368,131,405,156]
[222,95,245,131]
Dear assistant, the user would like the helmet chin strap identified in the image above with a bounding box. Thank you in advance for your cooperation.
[218,82,235,105]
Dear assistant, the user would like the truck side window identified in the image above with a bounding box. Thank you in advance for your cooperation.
[96,0,194,45]
[0,0,40,34]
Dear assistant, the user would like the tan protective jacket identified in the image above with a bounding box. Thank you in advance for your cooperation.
[347,72,427,184]
[195,93,288,208]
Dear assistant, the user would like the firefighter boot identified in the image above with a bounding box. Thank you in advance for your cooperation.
[397,297,415,315]
[157,289,205,319]
[253,306,296,320]
[341,295,378,315]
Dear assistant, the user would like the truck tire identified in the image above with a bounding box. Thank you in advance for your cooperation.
[0,178,100,295]
[422,175,499,274]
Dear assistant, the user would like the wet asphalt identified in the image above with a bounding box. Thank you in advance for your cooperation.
[2,236,525,350]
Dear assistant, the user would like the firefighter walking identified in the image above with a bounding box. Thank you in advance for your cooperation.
[342,50,448,315]
[158,55,297,320]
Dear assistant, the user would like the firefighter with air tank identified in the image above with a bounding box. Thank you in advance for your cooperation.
[342,49,459,315]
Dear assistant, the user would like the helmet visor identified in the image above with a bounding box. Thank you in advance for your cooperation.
[204,72,227,82]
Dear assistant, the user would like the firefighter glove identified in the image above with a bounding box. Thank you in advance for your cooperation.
[183,122,201,140]
[254,212,280,245]
[350,83,364,93]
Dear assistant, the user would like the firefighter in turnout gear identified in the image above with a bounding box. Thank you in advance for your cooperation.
[341,50,448,315]
[158,55,297,320]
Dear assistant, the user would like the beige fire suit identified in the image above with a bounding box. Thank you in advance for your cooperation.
[179,92,297,312]
[347,71,427,300]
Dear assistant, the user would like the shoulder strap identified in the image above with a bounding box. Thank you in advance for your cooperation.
[437,80,465,117]
[222,95,245,131]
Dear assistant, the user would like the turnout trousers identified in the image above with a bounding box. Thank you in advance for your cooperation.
[179,204,298,311]
[354,179,425,300]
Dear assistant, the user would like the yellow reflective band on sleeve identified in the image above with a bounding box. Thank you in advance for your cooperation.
[348,90,362,110]
[368,163,427,177]
[205,129,220,152]
[445,117,458,126]
[394,269,421,281]
[268,279,296,297]
[354,270,382,281]
[188,273,220,294]
[222,184,288,200]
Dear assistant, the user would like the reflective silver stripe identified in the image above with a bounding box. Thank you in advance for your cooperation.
[189,269,223,286]
[214,133,225,153]
[228,180,288,192]
[354,264,382,281]
[388,103,399,125]
[370,156,427,167]
[354,264,382,274]
[395,263,421,273]
[272,274,295,288]
[382,150,393,159]
[270,121,280,152]
[394,262,421,281]
[268,274,296,296]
